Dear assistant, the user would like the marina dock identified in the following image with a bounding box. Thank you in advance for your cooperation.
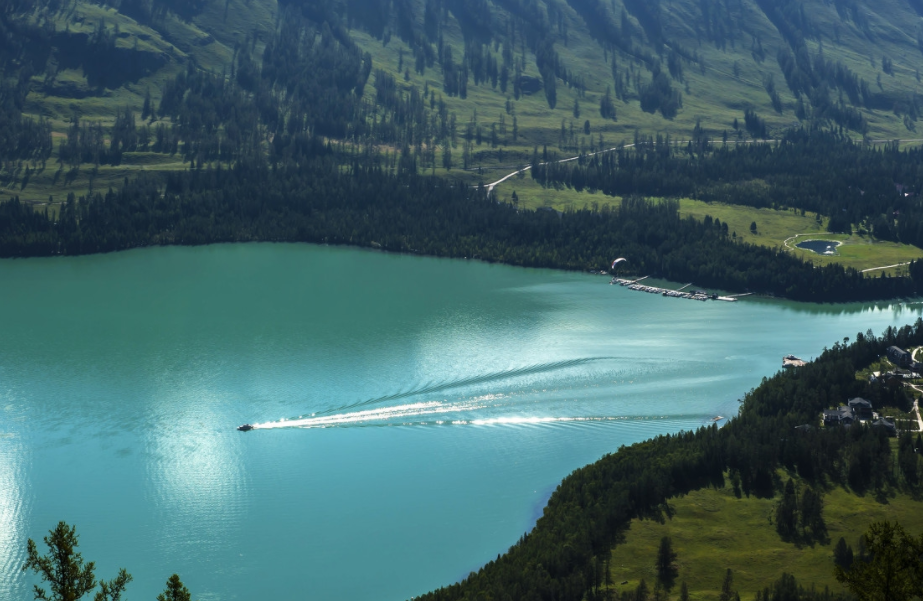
[611,278,738,302]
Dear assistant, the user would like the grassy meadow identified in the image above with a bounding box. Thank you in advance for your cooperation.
[492,177,923,275]
[607,347,923,601]
[608,479,923,600]
[784,234,923,274]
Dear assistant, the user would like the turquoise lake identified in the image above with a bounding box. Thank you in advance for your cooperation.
[1,244,921,600]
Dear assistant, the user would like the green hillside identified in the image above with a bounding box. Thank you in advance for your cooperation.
[11,0,923,161]
[609,478,923,600]
[7,0,923,294]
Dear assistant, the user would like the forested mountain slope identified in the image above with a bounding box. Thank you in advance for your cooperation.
[7,0,923,300]
[8,0,923,159]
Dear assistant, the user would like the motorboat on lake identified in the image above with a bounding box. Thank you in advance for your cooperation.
[237,424,254,432]
[783,355,806,368]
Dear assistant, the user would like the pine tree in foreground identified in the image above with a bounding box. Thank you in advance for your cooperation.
[157,574,193,601]
[656,536,678,586]
[22,521,99,601]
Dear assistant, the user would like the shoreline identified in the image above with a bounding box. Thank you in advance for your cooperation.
[4,240,923,310]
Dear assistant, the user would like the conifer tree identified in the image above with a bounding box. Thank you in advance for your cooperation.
[652,581,667,601]
[798,486,825,537]
[94,570,132,601]
[22,522,132,601]
[776,479,798,537]
[157,574,192,601]
[22,521,98,601]
[635,579,649,601]
[656,536,678,585]
[835,521,921,601]
[834,537,854,570]
[719,569,735,601]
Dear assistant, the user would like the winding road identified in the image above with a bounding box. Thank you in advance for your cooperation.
[910,387,923,433]
[484,139,786,193]
[484,143,636,193]
[485,138,923,194]
[908,348,923,433]
[861,262,913,273]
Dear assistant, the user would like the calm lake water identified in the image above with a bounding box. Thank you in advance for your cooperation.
[796,239,841,255]
[1,244,921,600]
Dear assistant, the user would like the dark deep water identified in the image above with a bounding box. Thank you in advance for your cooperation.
[796,239,841,255]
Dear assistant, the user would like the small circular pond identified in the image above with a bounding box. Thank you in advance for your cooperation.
[796,239,842,255]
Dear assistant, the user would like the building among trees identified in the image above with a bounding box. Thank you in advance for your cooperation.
[823,398,875,426]
[888,346,913,367]
[848,398,873,420]
[872,417,898,436]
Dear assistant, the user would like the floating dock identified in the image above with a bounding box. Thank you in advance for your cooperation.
[611,278,737,302]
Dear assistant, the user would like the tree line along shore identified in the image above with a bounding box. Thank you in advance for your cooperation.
[5,131,923,303]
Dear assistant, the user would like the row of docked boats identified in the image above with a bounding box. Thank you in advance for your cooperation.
[611,278,737,302]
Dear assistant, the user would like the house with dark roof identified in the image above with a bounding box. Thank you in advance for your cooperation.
[824,406,855,426]
[848,398,873,420]
[838,406,855,425]
[874,370,917,382]
[823,409,841,426]
[887,346,912,368]
[872,418,897,437]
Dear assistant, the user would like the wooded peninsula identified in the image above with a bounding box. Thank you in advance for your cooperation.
[416,321,923,601]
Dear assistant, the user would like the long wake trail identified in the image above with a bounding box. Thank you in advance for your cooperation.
[254,407,708,429]
[313,357,613,416]
[250,357,711,430]
[253,401,717,430]
[255,400,478,429]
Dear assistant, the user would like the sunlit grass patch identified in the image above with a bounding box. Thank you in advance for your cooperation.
[609,482,923,601]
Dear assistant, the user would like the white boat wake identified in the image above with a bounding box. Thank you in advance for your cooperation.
[254,400,483,429]
[252,399,675,430]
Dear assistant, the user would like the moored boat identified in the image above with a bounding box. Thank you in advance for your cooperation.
[782,355,806,368]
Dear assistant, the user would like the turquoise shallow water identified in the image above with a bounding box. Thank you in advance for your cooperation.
[1,243,921,600]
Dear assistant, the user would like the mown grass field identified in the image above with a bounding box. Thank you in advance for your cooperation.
[784,234,923,274]
[608,479,923,600]
[682,206,923,274]
[492,176,923,275]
